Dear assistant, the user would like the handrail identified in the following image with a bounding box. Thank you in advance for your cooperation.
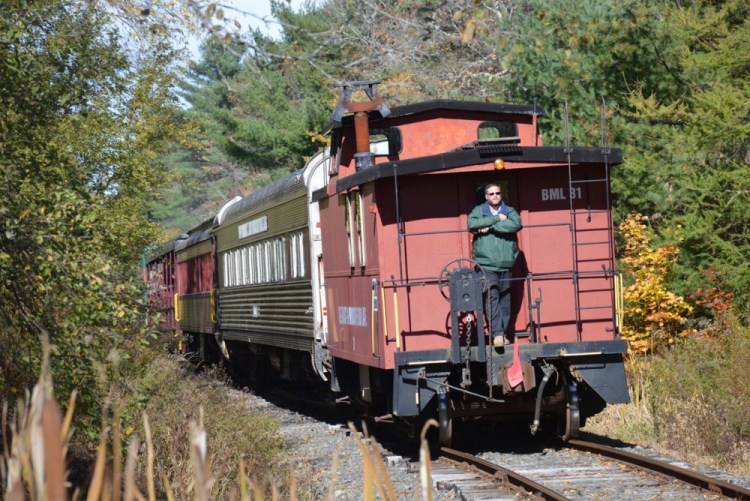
[174,293,181,322]
[210,289,217,324]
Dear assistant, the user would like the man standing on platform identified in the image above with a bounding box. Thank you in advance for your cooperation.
[467,183,522,347]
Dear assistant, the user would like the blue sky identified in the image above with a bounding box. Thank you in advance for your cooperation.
[185,0,302,58]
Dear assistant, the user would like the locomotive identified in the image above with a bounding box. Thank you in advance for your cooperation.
[144,81,629,445]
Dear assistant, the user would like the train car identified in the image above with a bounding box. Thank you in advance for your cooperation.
[145,82,629,445]
[310,82,629,443]
[212,152,330,382]
[174,212,228,362]
[143,241,177,334]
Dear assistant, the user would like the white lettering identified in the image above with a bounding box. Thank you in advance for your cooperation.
[541,187,583,201]
[338,306,368,327]
[238,216,268,239]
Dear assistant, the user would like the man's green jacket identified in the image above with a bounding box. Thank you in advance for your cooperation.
[467,203,522,272]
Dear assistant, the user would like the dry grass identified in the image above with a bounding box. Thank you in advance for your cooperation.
[114,357,288,498]
[585,313,750,476]
[586,397,750,477]
[0,340,288,499]
[1,343,440,500]
[6,327,748,498]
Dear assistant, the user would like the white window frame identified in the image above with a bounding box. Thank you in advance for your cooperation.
[264,241,272,281]
[223,253,230,287]
[356,191,366,267]
[247,245,255,285]
[290,233,299,278]
[346,194,355,268]
[241,247,248,285]
[297,231,306,278]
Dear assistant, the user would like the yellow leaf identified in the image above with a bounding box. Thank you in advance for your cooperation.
[462,20,475,43]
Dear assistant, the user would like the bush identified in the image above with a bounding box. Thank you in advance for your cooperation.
[0,0,189,442]
[618,214,693,354]
[647,312,750,472]
[116,356,287,498]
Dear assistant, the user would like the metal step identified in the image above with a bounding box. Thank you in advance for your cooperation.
[569,178,608,184]
[574,240,611,246]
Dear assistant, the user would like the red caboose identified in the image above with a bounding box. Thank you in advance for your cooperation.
[314,82,628,442]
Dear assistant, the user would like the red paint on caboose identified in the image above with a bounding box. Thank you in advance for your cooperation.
[320,100,620,369]
[335,107,543,179]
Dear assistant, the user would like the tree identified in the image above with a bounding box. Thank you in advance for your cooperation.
[0,0,190,424]
[180,31,331,174]
[626,0,750,302]
[619,214,692,354]
[481,0,749,305]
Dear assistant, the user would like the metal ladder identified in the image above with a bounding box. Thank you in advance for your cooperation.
[563,99,618,340]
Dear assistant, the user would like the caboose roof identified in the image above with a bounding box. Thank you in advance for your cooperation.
[312,144,623,202]
[327,99,544,131]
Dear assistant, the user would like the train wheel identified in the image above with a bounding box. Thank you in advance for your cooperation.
[437,389,452,447]
[559,380,581,441]
[438,404,453,448]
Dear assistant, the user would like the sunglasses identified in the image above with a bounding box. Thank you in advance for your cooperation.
[486,192,501,196]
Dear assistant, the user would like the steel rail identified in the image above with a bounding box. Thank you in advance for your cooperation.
[567,439,750,499]
[440,447,570,501]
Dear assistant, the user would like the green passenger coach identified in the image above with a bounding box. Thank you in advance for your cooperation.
[212,151,331,379]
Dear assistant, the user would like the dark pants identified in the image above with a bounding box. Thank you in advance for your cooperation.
[485,270,511,339]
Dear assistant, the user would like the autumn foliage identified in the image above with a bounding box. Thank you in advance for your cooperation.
[619,214,692,354]
[690,268,735,318]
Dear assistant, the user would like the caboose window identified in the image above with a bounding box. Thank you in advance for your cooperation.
[369,127,401,157]
[356,192,366,267]
[478,121,519,142]
[345,194,355,268]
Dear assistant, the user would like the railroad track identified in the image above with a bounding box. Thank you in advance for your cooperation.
[436,440,750,500]
[438,446,568,500]
[233,377,750,500]
[566,439,750,499]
